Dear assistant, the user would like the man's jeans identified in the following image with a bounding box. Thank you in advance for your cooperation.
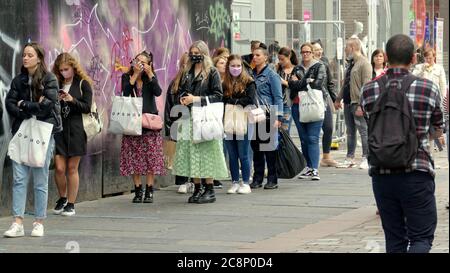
[12,136,55,220]
[373,171,437,253]
[344,103,368,158]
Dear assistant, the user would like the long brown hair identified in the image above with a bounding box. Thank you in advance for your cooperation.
[171,52,189,94]
[223,54,254,98]
[53,52,94,87]
[21,42,48,102]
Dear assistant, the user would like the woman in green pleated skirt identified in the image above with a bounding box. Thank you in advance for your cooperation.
[172,40,228,204]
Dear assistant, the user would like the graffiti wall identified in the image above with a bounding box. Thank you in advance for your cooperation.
[0,0,231,216]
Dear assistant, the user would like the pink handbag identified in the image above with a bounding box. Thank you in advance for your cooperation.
[142,113,163,131]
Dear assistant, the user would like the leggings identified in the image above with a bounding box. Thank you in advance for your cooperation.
[322,104,333,154]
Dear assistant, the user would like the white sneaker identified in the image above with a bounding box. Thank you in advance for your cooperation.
[336,158,356,168]
[227,183,241,194]
[178,182,194,194]
[30,222,44,237]
[3,223,24,238]
[177,184,187,194]
[359,158,369,170]
[238,184,252,194]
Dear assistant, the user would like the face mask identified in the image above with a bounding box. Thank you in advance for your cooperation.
[229,67,242,77]
[190,54,204,64]
[61,69,74,79]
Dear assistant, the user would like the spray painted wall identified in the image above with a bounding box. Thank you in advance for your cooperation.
[0,0,231,217]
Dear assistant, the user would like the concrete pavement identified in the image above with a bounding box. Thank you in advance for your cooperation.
[0,148,448,253]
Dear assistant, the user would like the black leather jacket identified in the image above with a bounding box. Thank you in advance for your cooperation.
[6,72,62,136]
[288,61,328,101]
[176,67,223,107]
[121,73,162,115]
[0,99,3,136]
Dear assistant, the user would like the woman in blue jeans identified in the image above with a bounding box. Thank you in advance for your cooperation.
[4,42,62,238]
[223,55,256,194]
[288,43,328,180]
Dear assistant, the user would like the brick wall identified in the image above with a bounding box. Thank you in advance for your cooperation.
[341,0,368,39]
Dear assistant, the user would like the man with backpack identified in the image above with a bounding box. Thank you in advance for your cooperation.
[361,34,444,253]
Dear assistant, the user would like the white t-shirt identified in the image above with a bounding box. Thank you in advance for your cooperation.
[62,83,71,94]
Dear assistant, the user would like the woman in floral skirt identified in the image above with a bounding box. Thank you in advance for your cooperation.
[120,51,166,203]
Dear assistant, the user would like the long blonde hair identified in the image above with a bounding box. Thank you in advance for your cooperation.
[53,53,94,87]
[182,41,214,84]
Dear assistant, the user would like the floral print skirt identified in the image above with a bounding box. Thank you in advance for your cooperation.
[120,130,167,176]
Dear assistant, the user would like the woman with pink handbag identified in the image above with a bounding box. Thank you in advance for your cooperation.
[120,51,166,204]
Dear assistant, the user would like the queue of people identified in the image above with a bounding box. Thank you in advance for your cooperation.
[2,34,446,253]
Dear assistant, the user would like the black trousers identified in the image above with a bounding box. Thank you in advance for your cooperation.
[372,171,437,253]
[250,119,278,185]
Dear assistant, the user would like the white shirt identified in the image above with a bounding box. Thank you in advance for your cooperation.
[62,83,71,94]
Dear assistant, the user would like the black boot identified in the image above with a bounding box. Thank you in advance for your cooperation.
[133,185,143,203]
[144,185,154,203]
[197,184,216,204]
[188,184,202,204]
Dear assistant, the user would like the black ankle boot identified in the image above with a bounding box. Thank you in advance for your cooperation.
[144,185,154,203]
[197,184,216,204]
[132,185,143,203]
[188,184,202,203]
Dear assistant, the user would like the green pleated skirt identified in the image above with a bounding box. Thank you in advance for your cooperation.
[173,118,228,179]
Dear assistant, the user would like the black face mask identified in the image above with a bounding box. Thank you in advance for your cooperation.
[190,54,204,64]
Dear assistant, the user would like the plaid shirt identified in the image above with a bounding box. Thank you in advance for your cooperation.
[361,68,444,177]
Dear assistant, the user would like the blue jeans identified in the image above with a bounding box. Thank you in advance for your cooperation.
[12,136,55,220]
[373,171,437,253]
[291,104,324,169]
[225,137,251,184]
[344,103,368,158]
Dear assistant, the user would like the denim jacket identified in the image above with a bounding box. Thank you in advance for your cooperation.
[253,65,283,120]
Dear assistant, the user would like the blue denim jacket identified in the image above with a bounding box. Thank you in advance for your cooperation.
[253,65,283,120]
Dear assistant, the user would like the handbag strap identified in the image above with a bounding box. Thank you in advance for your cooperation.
[79,79,98,113]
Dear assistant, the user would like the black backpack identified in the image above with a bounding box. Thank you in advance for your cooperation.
[368,74,419,169]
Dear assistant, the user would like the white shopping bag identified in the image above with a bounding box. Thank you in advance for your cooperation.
[108,96,143,136]
[8,117,53,168]
[299,85,325,123]
[192,97,224,143]
[224,104,248,136]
